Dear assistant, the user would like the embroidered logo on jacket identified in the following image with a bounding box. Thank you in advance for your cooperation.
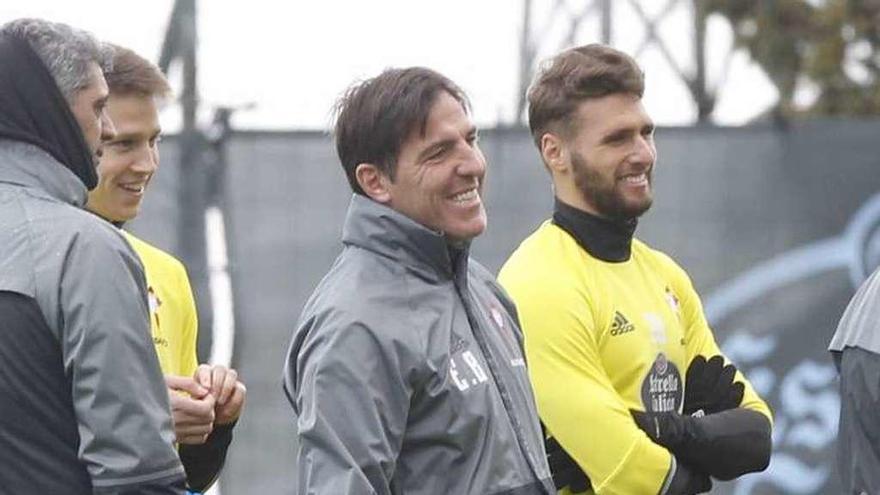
[485,301,526,368]
[610,311,635,336]
[450,350,490,392]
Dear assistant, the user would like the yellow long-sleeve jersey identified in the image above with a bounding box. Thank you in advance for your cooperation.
[499,221,771,495]
[124,231,199,378]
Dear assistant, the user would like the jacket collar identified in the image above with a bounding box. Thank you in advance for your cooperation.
[342,194,469,282]
[552,197,637,262]
[0,139,88,207]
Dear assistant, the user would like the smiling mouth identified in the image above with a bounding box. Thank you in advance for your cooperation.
[119,183,146,194]
[620,172,649,186]
[450,188,480,204]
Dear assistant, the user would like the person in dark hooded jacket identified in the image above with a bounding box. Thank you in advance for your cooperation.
[0,18,185,494]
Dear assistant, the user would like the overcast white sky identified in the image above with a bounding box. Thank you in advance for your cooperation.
[1,0,779,131]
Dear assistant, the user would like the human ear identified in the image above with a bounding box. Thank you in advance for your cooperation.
[540,133,568,174]
[355,163,392,203]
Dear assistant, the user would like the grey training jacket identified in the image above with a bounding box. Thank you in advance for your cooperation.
[284,195,554,495]
[0,140,185,493]
[830,265,880,494]
[830,265,880,356]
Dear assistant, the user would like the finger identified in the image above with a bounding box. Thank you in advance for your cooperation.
[693,355,723,396]
[216,382,246,424]
[719,363,738,386]
[169,393,216,422]
[178,429,213,445]
[195,364,213,389]
[165,375,208,398]
[217,369,239,405]
[179,436,208,445]
[686,355,707,381]
[211,366,229,399]
[176,421,214,438]
[176,422,213,439]
[711,363,737,396]
[723,382,745,410]
[629,410,655,440]
[686,356,708,391]
[170,396,214,441]
[705,355,725,380]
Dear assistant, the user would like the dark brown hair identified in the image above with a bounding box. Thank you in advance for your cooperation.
[104,44,171,99]
[333,67,469,195]
[528,44,644,148]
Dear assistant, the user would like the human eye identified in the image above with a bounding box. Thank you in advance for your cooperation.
[110,139,135,151]
[424,144,450,163]
[149,134,163,148]
[93,98,107,117]
[603,130,629,145]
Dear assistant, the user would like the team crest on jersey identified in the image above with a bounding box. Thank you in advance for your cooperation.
[664,287,681,315]
[640,352,683,413]
[655,353,669,374]
[147,286,162,313]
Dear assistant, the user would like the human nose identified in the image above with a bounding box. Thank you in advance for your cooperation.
[457,143,486,177]
[632,134,656,165]
[133,146,159,174]
[100,109,116,141]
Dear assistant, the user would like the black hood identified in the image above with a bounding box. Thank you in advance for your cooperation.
[0,32,98,189]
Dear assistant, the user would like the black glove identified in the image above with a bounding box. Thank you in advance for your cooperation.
[630,409,695,452]
[684,355,744,416]
[545,436,592,492]
[631,408,772,481]
[666,459,713,495]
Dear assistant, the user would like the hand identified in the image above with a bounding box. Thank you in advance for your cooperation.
[545,436,592,492]
[684,355,744,416]
[668,460,713,495]
[630,410,692,451]
[165,375,216,444]
[195,364,246,425]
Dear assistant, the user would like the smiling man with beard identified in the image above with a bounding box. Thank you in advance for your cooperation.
[283,67,554,495]
[499,44,773,495]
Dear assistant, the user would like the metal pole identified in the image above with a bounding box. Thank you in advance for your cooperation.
[692,0,713,122]
[158,0,215,361]
[516,0,533,126]
[600,0,612,43]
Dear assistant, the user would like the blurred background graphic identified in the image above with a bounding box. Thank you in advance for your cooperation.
[3,1,880,493]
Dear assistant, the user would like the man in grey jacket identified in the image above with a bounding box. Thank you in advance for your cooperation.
[0,19,185,494]
[830,264,880,494]
[283,67,555,494]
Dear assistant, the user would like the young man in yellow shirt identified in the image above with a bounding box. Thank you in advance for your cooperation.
[499,44,772,494]
[87,45,246,493]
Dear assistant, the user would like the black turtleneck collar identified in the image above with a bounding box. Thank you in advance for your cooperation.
[0,32,98,189]
[552,198,637,263]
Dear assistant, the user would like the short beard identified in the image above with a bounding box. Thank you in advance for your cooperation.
[571,151,652,221]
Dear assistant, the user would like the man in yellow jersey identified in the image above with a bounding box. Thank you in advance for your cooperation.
[87,45,246,493]
[498,44,772,494]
